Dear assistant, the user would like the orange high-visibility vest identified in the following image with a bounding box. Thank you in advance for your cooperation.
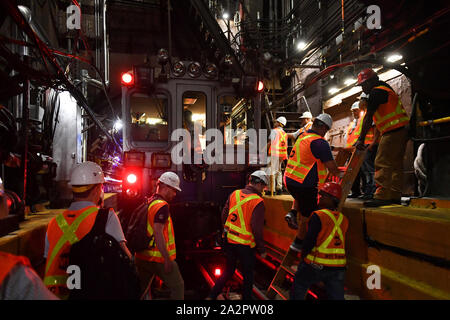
[44,206,99,299]
[285,133,328,187]
[0,252,31,285]
[224,190,263,248]
[304,209,348,267]
[269,127,288,160]
[297,121,313,136]
[372,85,409,135]
[346,111,376,147]
[135,199,176,263]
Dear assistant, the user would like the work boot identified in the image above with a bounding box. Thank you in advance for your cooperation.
[285,210,298,229]
[289,237,303,252]
[363,198,395,207]
[359,194,373,200]
[276,189,282,195]
[347,192,361,199]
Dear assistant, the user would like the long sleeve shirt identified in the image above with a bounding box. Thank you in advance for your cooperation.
[221,185,266,254]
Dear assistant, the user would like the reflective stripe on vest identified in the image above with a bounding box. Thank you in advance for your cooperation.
[305,209,347,267]
[285,133,328,186]
[44,206,98,299]
[269,128,288,159]
[135,199,176,263]
[346,111,376,147]
[372,86,409,135]
[224,190,262,247]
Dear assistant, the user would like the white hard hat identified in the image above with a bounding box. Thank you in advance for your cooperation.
[299,111,313,119]
[70,161,105,186]
[350,102,360,110]
[315,113,333,129]
[359,92,369,100]
[250,170,269,185]
[276,116,287,126]
[158,172,181,191]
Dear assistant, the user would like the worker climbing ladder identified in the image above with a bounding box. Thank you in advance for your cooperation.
[265,148,367,300]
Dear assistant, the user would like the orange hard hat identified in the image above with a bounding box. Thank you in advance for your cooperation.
[357,68,377,85]
[320,182,342,200]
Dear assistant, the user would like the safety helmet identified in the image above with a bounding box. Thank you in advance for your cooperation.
[359,92,369,100]
[315,113,333,129]
[350,102,360,110]
[299,111,313,119]
[276,116,287,127]
[250,170,269,185]
[158,172,181,191]
[357,68,377,85]
[70,161,105,186]
[320,182,342,200]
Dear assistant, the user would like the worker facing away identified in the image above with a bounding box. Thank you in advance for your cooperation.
[0,251,58,300]
[207,170,268,300]
[134,172,184,300]
[284,113,341,252]
[345,101,364,199]
[287,111,313,141]
[354,68,410,207]
[268,116,288,194]
[43,161,132,299]
[290,182,348,300]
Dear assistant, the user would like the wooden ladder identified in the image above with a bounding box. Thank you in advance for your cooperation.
[265,148,367,300]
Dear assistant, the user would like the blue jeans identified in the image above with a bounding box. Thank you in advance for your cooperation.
[361,145,377,195]
[291,262,346,300]
[208,242,255,300]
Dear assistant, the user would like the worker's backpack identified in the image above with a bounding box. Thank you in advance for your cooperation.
[123,199,153,254]
[68,208,141,300]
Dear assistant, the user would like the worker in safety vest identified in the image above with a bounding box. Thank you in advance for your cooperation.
[287,111,313,140]
[135,172,184,300]
[44,161,131,299]
[354,68,409,207]
[356,93,379,200]
[0,251,57,300]
[206,170,268,300]
[284,114,341,252]
[291,182,348,300]
[345,101,364,198]
[268,116,288,195]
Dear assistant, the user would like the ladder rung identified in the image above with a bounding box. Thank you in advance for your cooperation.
[268,284,290,300]
[279,264,296,276]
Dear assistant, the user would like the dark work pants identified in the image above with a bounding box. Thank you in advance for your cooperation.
[208,242,255,300]
[291,262,346,300]
[360,145,377,195]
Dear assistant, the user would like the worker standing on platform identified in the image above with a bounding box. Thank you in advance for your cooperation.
[284,114,341,251]
[354,68,409,207]
[287,111,313,140]
[345,102,364,198]
[206,170,268,300]
[43,161,131,299]
[134,172,184,300]
[357,93,379,200]
[268,117,288,195]
[291,182,348,300]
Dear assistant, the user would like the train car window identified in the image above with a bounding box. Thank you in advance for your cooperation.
[183,91,206,150]
[130,93,169,143]
[218,96,254,145]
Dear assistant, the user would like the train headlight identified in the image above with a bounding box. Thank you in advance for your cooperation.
[204,63,218,79]
[188,62,201,78]
[172,61,186,77]
[157,48,169,65]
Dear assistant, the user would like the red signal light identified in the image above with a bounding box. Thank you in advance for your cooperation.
[126,173,137,184]
[121,72,134,86]
[257,80,264,92]
[214,268,222,277]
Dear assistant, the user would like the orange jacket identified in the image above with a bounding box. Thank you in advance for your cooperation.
[44,206,99,299]
[304,209,348,267]
[135,199,176,263]
[372,85,409,135]
[285,133,328,187]
[269,127,288,160]
[224,189,263,248]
